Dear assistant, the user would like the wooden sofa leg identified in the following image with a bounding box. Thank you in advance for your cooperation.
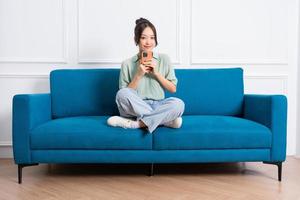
[18,164,39,184]
[263,161,282,181]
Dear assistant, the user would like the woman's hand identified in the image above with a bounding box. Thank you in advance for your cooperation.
[129,62,147,89]
[143,60,158,76]
[136,62,149,78]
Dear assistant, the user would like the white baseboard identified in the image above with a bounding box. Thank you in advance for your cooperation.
[293,155,300,159]
[0,146,13,158]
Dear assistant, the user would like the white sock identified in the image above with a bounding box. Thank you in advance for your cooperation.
[107,116,142,129]
[107,116,134,129]
[163,117,182,128]
[130,121,141,129]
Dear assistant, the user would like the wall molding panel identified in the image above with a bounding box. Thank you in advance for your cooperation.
[190,0,288,65]
[77,0,181,64]
[0,0,67,63]
[0,74,49,79]
[244,75,288,95]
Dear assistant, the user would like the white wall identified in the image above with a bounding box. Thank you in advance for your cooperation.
[0,0,298,158]
[297,0,300,158]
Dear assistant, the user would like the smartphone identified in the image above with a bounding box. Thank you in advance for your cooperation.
[141,51,153,64]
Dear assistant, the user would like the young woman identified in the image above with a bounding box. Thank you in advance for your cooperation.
[107,18,185,133]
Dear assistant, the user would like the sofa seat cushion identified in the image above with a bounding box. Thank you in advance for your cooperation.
[31,116,152,150]
[153,115,272,150]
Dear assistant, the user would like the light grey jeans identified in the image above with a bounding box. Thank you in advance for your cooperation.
[115,87,185,133]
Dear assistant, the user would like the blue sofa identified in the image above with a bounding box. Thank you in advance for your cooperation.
[13,68,287,183]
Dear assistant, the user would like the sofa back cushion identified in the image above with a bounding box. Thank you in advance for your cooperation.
[166,68,244,116]
[50,68,244,118]
[51,69,120,118]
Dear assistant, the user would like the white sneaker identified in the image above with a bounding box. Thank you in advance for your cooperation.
[107,116,134,129]
[163,117,182,128]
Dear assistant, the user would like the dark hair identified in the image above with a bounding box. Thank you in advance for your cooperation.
[134,18,158,46]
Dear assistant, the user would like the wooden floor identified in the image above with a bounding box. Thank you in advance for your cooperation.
[0,157,300,200]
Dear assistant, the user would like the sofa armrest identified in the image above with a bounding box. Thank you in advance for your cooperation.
[13,93,51,164]
[243,94,287,161]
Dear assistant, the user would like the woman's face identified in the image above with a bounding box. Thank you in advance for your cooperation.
[138,27,156,52]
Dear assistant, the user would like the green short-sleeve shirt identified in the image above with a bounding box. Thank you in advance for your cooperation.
[119,52,177,100]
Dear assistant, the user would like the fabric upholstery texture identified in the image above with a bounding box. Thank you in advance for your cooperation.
[153,115,271,150]
[31,116,152,150]
[50,68,243,118]
[12,68,287,165]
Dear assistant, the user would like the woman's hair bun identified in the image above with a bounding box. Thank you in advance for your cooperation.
[134,17,158,46]
[135,18,149,25]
